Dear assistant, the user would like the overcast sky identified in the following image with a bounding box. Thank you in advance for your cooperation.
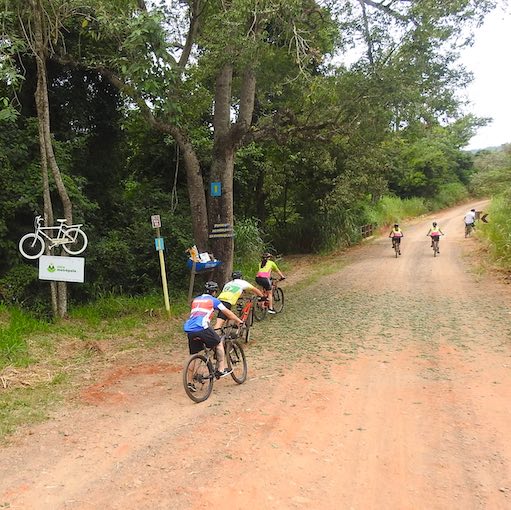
[461,8,511,150]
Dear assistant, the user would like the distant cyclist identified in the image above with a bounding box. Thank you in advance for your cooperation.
[214,271,265,329]
[183,281,243,378]
[427,222,444,253]
[255,252,285,314]
[388,223,403,254]
[464,208,476,236]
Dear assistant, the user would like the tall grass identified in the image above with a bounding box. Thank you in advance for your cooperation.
[0,305,48,367]
[478,195,511,269]
[365,196,427,226]
[428,182,469,210]
[234,218,267,276]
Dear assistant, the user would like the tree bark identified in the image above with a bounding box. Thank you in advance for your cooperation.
[208,64,235,285]
[31,0,72,318]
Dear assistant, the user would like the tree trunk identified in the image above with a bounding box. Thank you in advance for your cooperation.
[208,64,235,285]
[172,131,209,251]
[31,0,72,318]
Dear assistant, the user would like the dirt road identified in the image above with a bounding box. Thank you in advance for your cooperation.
[2,200,511,509]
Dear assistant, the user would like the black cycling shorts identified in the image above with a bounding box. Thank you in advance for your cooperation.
[255,276,271,291]
[391,237,402,244]
[216,301,232,321]
[187,326,221,354]
[431,235,440,241]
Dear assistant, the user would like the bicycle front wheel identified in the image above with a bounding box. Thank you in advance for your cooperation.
[62,229,88,255]
[272,287,284,313]
[241,322,251,343]
[183,354,214,403]
[19,234,45,259]
[226,340,247,384]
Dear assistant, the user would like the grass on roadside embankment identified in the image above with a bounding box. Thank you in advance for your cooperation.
[0,293,190,440]
[476,195,511,271]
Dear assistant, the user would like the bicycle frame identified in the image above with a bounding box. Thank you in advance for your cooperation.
[32,216,83,249]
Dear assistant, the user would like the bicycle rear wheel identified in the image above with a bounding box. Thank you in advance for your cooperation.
[227,340,247,384]
[253,300,267,321]
[272,287,284,313]
[62,228,88,255]
[183,354,214,403]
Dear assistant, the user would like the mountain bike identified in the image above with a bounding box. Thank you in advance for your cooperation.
[391,237,401,258]
[254,277,285,321]
[431,235,440,257]
[234,296,257,342]
[182,325,247,403]
[19,215,88,259]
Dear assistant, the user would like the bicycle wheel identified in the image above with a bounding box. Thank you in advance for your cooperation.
[272,287,284,313]
[62,228,88,255]
[183,354,214,403]
[19,234,45,259]
[253,300,267,321]
[394,242,399,258]
[247,302,255,327]
[226,340,247,384]
[433,240,438,257]
[241,322,251,343]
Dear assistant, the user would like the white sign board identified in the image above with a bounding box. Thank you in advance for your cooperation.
[38,255,85,283]
[151,215,161,228]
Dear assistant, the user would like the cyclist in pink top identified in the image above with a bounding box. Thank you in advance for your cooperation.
[255,253,285,314]
[427,221,444,253]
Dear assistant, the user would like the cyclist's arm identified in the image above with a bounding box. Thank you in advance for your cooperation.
[218,304,243,325]
[270,260,285,279]
[250,286,265,298]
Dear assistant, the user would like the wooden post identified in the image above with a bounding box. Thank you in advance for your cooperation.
[156,226,171,318]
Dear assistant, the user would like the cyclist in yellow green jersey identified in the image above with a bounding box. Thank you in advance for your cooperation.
[255,253,285,314]
[214,271,265,329]
[427,221,444,252]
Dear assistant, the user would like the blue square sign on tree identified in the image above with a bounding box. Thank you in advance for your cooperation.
[210,182,222,197]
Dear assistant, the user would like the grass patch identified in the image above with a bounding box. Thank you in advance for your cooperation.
[0,305,49,367]
[477,195,511,270]
[365,196,427,227]
[0,382,66,439]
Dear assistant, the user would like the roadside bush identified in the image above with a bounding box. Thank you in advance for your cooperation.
[0,264,51,317]
[365,196,427,226]
[428,182,469,210]
[234,218,267,275]
[478,196,511,269]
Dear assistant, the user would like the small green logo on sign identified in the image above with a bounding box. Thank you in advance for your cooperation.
[47,264,56,273]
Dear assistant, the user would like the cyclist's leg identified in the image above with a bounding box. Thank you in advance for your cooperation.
[213,300,232,330]
[256,276,273,310]
[190,327,228,372]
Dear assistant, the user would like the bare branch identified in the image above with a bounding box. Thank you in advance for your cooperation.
[361,0,412,24]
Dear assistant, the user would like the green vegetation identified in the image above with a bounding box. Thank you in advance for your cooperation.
[365,196,427,227]
[0,0,499,316]
[478,196,511,268]
[0,305,48,366]
[471,144,511,270]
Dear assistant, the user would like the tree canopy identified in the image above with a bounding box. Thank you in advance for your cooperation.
[0,0,501,314]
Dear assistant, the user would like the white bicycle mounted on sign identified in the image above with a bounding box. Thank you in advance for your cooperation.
[19,215,88,259]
